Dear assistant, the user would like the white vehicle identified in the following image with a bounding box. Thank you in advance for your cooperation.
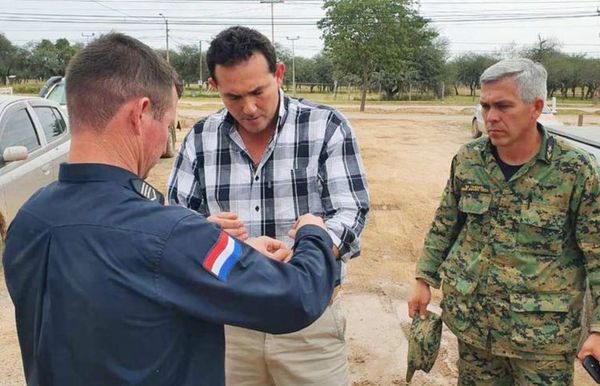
[545,125,600,160]
[469,103,600,160]
[41,77,180,158]
[0,96,70,242]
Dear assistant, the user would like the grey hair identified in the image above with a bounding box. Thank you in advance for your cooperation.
[480,58,547,104]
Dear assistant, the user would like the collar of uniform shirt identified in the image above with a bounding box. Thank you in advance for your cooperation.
[481,123,553,165]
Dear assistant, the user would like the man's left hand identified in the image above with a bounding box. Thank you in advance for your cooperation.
[578,332,600,362]
[245,236,293,262]
[287,215,339,258]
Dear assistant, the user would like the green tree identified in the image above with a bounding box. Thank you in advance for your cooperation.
[292,56,315,91]
[452,53,498,97]
[170,44,204,87]
[444,60,460,96]
[55,38,80,75]
[27,39,80,80]
[522,35,561,64]
[0,34,18,85]
[580,58,600,100]
[274,43,292,66]
[412,37,448,99]
[313,53,335,91]
[319,0,437,111]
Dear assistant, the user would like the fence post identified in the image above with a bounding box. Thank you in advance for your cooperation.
[333,80,338,100]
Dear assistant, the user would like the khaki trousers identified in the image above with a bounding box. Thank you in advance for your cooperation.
[225,296,349,386]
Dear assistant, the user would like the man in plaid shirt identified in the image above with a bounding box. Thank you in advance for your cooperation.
[167,26,369,386]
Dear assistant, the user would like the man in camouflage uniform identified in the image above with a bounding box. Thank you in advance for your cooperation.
[408,58,600,385]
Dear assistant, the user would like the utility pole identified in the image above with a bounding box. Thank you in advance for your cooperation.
[198,40,203,88]
[260,0,284,43]
[286,36,299,95]
[159,13,170,63]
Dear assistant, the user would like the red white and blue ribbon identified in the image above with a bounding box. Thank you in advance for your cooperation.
[203,231,242,281]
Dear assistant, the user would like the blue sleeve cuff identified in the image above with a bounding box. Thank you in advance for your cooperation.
[294,225,334,250]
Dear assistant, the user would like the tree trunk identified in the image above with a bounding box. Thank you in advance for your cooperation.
[360,65,368,112]
[333,80,338,100]
[589,86,597,102]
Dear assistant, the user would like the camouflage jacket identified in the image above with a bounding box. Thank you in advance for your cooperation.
[416,126,600,359]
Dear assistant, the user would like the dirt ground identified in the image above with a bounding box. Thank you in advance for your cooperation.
[1,101,598,385]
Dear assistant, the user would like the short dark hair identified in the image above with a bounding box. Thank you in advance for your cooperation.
[207,26,277,82]
[65,32,182,130]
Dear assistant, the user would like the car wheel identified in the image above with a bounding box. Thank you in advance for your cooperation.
[471,118,482,139]
[162,126,177,158]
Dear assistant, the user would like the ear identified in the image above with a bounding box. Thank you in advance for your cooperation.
[275,63,285,88]
[208,77,218,91]
[129,97,151,136]
[532,98,544,120]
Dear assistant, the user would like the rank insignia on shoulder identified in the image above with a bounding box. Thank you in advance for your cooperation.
[546,136,555,161]
[130,179,165,205]
[203,231,243,282]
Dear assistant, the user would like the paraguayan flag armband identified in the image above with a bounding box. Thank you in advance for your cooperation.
[202,231,243,281]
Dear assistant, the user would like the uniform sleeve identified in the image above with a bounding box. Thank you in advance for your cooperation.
[573,161,600,333]
[157,214,336,334]
[167,128,209,216]
[415,156,466,288]
[320,114,369,261]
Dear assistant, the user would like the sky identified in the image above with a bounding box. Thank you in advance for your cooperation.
[0,0,599,59]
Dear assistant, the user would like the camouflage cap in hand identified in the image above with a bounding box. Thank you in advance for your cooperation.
[406,311,442,383]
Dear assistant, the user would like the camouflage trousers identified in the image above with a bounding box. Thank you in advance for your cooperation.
[457,339,574,386]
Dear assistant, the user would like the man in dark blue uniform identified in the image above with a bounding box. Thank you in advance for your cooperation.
[2,33,336,386]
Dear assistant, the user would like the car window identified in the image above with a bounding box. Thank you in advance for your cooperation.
[0,107,41,168]
[33,106,67,142]
[46,83,66,106]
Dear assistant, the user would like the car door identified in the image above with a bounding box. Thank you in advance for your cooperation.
[30,101,70,180]
[43,80,69,121]
[0,101,56,223]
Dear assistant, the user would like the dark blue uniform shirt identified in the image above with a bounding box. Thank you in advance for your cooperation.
[3,163,335,386]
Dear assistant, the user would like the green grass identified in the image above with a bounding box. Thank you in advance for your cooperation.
[11,81,44,95]
[9,80,598,110]
[180,85,483,105]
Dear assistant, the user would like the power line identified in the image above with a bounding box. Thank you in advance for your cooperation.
[3,0,599,58]
[1,10,598,24]
[421,0,598,3]
[15,0,322,2]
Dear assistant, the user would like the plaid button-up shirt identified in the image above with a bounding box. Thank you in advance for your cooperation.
[167,91,369,266]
